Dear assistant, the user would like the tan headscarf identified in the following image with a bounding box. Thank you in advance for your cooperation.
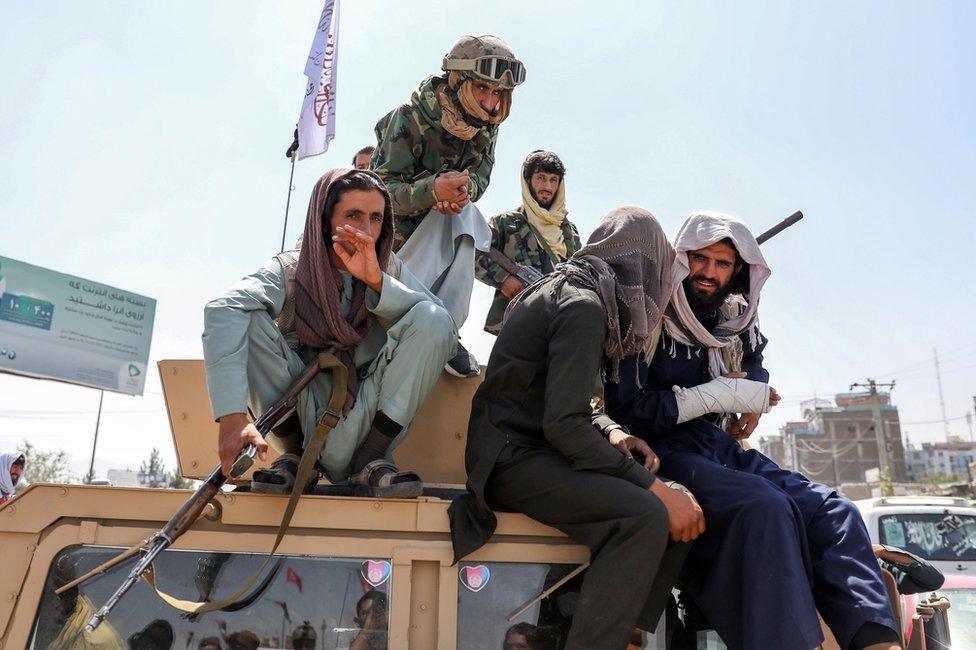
[520,171,568,259]
[294,168,395,412]
[436,72,511,141]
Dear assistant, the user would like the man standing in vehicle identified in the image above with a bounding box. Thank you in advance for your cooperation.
[371,35,525,376]
[475,150,581,334]
[605,211,901,650]
[451,208,703,650]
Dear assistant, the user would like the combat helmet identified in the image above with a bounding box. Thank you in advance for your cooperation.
[442,35,526,89]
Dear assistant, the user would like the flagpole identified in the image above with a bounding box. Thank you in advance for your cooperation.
[280,150,298,253]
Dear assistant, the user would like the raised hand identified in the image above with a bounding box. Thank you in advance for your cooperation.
[332,224,383,292]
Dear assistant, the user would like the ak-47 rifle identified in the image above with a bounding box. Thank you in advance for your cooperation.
[486,248,546,287]
[60,351,348,632]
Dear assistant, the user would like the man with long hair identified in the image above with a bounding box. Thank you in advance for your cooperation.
[203,169,456,496]
[475,150,581,334]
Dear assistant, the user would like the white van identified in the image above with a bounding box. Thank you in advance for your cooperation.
[854,495,976,576]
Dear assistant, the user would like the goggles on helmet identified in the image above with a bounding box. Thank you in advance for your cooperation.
[442,55,527,87]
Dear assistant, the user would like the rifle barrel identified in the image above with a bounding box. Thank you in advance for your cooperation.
[756,210,803,245]
[85,537,168,631]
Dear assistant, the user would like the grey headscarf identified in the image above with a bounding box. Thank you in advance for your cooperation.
[505,206,676,382]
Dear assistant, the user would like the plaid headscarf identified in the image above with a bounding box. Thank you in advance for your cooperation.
[294,168,395,412]
[505,206,676,382]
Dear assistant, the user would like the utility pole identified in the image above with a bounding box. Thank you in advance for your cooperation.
[828,419,840,487]
[851,379,896,479]
[971,395,976,442]
[934,347,951,439]
[85,390,105,484]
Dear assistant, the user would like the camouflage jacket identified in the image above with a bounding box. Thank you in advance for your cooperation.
[475,207,581,334]
[371,75,498,250]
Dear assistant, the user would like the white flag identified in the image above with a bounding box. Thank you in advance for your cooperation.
[296,0,340,160]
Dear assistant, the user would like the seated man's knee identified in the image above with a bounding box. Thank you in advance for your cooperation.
[625,491,669,538]
[741,485,793,522]
[407,302,457,348]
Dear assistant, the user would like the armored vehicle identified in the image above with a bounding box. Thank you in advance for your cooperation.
[0,361,933,649]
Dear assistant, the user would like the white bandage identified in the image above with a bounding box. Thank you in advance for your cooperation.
[673,377,770,424]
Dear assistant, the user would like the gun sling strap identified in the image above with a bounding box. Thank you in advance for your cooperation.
[147,352,348,615]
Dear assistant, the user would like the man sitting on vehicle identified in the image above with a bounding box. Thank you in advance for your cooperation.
[475,150,581,334]
[605,211,901,650]
[451,207,703,650]
[203,168,456,497]
[371,34,525,376]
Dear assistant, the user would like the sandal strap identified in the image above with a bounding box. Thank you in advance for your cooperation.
[349,459,398,486]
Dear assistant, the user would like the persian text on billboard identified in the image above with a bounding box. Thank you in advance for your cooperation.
[0,256,156,395]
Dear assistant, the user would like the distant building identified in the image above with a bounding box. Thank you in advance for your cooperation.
[106,469,140,487]
[759,391,908,486]
[906,438,976,481]
[105,469,168,488]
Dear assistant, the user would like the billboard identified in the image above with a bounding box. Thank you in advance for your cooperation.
[0,256,156,395]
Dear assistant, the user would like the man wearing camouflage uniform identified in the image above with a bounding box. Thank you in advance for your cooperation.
[476,150,581,334]
[371,35,525,376]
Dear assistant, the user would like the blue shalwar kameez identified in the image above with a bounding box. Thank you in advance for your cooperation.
[605,330,898,650]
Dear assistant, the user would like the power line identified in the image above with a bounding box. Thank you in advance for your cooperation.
[875,340,976,378]
[0,408,165,419]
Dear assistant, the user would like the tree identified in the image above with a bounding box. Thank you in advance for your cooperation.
[139,447,193,488]
[140,448,168,488]
[169,471,192,489]
[16,441,76,486]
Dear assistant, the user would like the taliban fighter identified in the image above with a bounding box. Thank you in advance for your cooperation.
[450,208,703,650]
[203,168,457,496]
[371,35,525,376]
[604,212,901,650]
[475,150,582,334]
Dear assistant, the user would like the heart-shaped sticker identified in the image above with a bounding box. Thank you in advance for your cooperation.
[361,560,392,588]
[459,565,490,592]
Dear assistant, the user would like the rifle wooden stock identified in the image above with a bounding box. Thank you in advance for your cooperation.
[81,350,346,630]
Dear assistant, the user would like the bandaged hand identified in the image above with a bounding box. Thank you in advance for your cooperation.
[673,376,771,424]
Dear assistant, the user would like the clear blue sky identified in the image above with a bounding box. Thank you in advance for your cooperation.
[1,1,974,474]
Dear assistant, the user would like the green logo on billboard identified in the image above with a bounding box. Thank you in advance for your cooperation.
[128,364,141,377]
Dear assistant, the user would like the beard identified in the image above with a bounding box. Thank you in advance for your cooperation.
[531,189,554,209]
[683,274,733,321]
